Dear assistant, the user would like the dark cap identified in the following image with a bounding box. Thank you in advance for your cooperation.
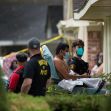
[28,38,40,49]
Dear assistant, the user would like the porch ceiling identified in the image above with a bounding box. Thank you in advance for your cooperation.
[74,0,111,21]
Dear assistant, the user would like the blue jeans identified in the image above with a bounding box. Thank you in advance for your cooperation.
[72,87,108,94]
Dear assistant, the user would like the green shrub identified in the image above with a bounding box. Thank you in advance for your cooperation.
[0,66,9,111]
[46,94,109,111]
[8,93,50,111]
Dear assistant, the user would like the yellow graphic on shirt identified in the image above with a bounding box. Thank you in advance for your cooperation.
[38,60,48,66]
[70,64,76,70]
[40,70,48,75]
[38,60,48,75]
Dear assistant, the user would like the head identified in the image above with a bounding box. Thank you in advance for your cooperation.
[96,52,103,66]
[72,39,84,58]
[16,52,28,65]
[28,37,40,57]
[10,60,18,71]
[55,43,69,58]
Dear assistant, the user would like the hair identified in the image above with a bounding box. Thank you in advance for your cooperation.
[16,52,28,62]
[96,52,103,66]
[72,39,84,48]
[10,60,17,71]
[55,43,69,54]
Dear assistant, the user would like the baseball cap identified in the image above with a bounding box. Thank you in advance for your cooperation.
[28,38,40,49]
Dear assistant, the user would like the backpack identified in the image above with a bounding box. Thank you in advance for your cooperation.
[40,45,60,80]
[70,57,89,75]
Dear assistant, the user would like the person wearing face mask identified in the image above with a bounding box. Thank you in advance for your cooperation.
[70,39,89,75]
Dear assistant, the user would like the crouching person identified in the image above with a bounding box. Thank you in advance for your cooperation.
[8,52,28,93]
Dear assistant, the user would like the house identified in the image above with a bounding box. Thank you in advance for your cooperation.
[57,0,103,70]
[0,0,63,56]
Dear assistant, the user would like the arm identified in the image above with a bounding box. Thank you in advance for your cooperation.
[8,73,19,92]
[46,78,52,89]
[21,78,32,94]
[20,61,34,95]
[54,59,90,80]
[96,63,103,75]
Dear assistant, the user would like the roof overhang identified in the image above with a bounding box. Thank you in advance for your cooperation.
[74,0,111,21]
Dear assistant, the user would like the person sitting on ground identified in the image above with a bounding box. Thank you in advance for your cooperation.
[70,39,89,76]
[53,42,89,83]
[8,52,28,93]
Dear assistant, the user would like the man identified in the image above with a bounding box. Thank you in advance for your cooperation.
[21,38,51,96]
[8,52,28,93]
[70,39,89,75]
[53,42,89,83]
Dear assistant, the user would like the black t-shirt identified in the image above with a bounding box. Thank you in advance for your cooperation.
[70,57,89,75]
[23,54,50,96]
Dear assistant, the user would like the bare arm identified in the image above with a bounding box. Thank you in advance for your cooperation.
[21,78,32,94]
[46,78,52,89]
[54,59,90,80]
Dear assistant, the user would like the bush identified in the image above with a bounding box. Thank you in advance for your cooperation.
[0,66,9,111]
[46,94,109,111]
[8,93,50,111]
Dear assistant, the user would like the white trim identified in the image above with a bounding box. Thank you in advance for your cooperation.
[74,0,99,19]
[0,41,13,46]
[0,41,27,46]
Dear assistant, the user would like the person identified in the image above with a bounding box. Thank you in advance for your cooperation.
[91,52,103,76]
[40,45,60,84]
[21,38,51,96]
[70,39,89,75]
[8,52,28,93]
[9,59,18,75]
[53,42,89,83]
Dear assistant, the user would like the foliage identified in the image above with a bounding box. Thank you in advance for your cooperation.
[46,94,108,111]
[8,93,50,111]
[2,73,111,111]
[0,66,9,111]
[8,93,110,111]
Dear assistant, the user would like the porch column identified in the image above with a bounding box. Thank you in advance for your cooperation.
[104,16,111,73]
[63,0,73,20]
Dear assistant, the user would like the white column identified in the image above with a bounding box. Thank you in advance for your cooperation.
[63,0,73,20]
[78,26,88,62]
[103,16,111,73]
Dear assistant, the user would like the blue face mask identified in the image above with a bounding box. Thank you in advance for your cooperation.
[76,48,84,57]
[64,52,70,60]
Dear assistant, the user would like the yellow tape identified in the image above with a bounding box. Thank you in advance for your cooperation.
[3,35,63,58]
